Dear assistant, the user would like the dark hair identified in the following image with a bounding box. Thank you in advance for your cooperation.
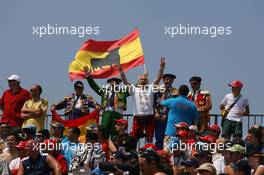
[69,127,80,137]
[86,130,98,141]
[36,84,42,95]
[178,85,189,97]
[248,127,262,143]
[37,129,50,139]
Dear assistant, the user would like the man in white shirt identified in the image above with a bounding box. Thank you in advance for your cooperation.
[220,80,250,139]
[117,57,165,142]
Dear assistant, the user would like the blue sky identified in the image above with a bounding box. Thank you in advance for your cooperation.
[1,0,264,115]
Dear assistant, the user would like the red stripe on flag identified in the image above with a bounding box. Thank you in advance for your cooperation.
[79,29,140,52]
[51,110,99,127]
[69,55,144,80]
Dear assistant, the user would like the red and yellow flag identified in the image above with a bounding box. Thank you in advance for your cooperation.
[51,110,99,136]
[69,28,144,80]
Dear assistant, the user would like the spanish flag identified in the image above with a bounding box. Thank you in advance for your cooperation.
[69,28,144,80]
[51,110,99,136]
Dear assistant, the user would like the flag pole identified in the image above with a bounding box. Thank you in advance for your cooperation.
[143,64,147,74]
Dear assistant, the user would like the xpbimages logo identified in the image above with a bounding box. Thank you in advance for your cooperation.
[32,24,100,37]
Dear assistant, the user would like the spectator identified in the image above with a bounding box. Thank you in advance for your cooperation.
[194,150,212,165]
[61,126,80,167]
[18,139,61,175]
[139,149,166,175]
[50,123,65,141]
[232,160,251,175]
[0,122,10,140]
[44,139,68,175]
[245,127,263,154]
[9,141,27,175]
[188,76,212,133]
[0,131,19,163]
[0,74,31,127]
[220,80,250,139]
[69,128,106,174]
[84,66,129,139]
[180,158,199,175]
[224,144,245,175]
[36,129,50,143]
[246,151,264,175]
[160,85,199,143]
[194,163,216,175]
[117,58,165,142]
[111,119,137,152]
[51,81,98,120]
[206,124,221,140]
[21,84,48,131]
[154,73,178,149]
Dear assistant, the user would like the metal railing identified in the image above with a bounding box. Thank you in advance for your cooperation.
[43,113,264,135]
[2,113,264,136]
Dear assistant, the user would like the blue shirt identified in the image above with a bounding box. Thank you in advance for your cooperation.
[61,138,79,167]
[160,96,198,136]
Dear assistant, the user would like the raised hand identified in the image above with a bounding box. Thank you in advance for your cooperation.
[83,66,92,77]
[160,57,166,69]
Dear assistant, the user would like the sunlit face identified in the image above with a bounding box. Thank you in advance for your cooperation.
[30,85,39,98]
[6,135,16,148]
[138,75,148,85]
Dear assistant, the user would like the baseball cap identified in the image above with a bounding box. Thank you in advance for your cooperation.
[156,150,171,164]
[194,163,216,174]
[112,151,126,160]
[232,160,251,175]
[226,144,245,154]
[139,143,158,152]
[208,124,220,133]
[74,81,84,88]
[199,135,216,143]
[176,130,189,137]
[229,80,243,89]
[16,141,27,150]
[174,122,189,129]
[181,158,199,167]
[50,123,64,129]
[115,119,128,128]
[7,74,21,82]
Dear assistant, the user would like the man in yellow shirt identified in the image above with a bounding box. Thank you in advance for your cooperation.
[21,85,48,131]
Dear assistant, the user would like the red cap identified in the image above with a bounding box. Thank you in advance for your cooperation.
[229,80,243,89]
[199,135,216,143]
[174,122,189,128]
[176,130,189,137]
[208,124,220,133]
[115,119,128,128]
[139,143,158,151]
[16,141,27,149]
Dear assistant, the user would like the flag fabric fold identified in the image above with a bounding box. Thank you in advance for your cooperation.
[51,110,99,135]
[69,28,144,80]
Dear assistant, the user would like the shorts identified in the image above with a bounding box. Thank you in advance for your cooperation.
[130,115,155,139]
[222,119,242,138]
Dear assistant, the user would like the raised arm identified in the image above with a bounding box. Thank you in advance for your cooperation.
[153,57,166,85]
[115,64,131,86]
[83,66,104,96]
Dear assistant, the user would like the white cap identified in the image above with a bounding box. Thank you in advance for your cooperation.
[7,74,21,82]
